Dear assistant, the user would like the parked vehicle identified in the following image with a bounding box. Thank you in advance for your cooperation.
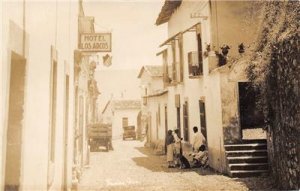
[123,125,136,140]
[88,123,112,152]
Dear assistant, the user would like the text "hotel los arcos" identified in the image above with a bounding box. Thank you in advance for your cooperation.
[79,33,112,52]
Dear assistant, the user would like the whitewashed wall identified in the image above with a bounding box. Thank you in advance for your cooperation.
[112,109,140,140]
[1,1,78,190]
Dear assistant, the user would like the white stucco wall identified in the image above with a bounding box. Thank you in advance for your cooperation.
[1,1,78,190]
[161,0,210,145]
[157,0,265,174]
[147,94,168,142]
[204,71,227,172]
[112,109,140,140]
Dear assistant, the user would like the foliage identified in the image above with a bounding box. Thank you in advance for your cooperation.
[245,0,300,129]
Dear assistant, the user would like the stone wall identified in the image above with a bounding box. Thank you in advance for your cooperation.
[266,33,300,189]
[245,1,300,189]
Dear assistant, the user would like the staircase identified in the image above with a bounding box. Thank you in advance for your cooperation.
[225,139,269,178]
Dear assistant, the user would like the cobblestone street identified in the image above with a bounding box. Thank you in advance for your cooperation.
[78,140,274,191]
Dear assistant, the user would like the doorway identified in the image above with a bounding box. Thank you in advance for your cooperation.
[136,111,142,140]
[62,75,69,191]
[147,116,152,143]
[199,99,207,140]
[122,117,128,127]
[183,101,189,142]
[238,82,265,139]
[4,52,26,191]
[164,105,168,154]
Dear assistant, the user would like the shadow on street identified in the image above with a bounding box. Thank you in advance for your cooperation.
[132,146,220,175]
[132,146,276,190]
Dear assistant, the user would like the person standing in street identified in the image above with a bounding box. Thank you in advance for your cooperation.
[192,126,206,152]
[166,130,175,168]
[172,129,181,167]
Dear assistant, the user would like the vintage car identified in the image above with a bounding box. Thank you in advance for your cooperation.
[122,125,136,140]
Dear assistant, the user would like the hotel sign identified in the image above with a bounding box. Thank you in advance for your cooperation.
[79,33,111,52]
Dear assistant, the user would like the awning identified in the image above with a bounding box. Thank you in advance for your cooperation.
[147,89,168,98]
[182,23,200,34]
[159,22,201,47]
[159,32,181,47]
[156,49,167,56]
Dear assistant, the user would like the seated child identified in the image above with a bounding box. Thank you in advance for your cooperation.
[190,145,208,168]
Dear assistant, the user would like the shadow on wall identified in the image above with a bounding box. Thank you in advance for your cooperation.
[224,117,241,144]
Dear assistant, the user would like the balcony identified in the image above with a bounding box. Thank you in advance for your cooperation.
[188,51,203,77]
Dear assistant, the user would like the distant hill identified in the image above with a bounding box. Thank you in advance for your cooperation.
[94,69,141,112]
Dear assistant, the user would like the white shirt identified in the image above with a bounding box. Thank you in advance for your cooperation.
[192,132,205,150]
[172,132,181,143]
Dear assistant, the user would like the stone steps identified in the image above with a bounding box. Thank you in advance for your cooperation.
[230,170,269,178]
[225,149,268,157]
[224,143,267,151]
[229,163,269,170]
[225,139,269,178]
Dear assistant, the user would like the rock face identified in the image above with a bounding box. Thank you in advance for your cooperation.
[266,33,300,190]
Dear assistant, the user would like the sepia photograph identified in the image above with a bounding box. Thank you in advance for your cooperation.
[0,0,299,190]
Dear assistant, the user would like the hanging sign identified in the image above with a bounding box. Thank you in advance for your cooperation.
[103,54,112,67]
[79,33,111,52]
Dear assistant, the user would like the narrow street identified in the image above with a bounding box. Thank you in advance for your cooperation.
[78,140,273,191]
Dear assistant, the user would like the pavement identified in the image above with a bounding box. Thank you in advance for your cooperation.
[78,139,275,191]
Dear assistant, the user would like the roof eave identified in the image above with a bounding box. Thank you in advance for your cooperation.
[155,0,182,26]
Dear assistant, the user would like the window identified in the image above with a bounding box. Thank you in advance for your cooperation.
[156,104,160,139]
[158,104,161,126]
[188,24,203,77]
[122,117,128,127]
[162,50,170,85]
[171,40,177,82]
[199,99,207,140]
[143,88,147,105]
[78,96,84,154]
[49,46,57,162]
[164,105,168,154]
[48,46,57,188]
[188,51,201,76]
[178,33,184,82]
[175,94,181,137]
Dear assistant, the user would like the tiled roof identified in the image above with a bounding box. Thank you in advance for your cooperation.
[137,65,163,78]
[155,0,182,25]
[113,100,141,110]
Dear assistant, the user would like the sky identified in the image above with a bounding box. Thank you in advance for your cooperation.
[83,0,167,70]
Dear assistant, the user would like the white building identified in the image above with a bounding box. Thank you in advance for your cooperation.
[1,1,78,190]
[155,1,209,147]
[155,0,266,177]
[102,100,141,140]
[138,65,168,144]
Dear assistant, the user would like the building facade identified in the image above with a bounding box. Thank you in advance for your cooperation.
[1,1,78,190]
[138,65,168,145]
[72,1,100,187]
[155,0,266,176]
[102,100,141,140]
